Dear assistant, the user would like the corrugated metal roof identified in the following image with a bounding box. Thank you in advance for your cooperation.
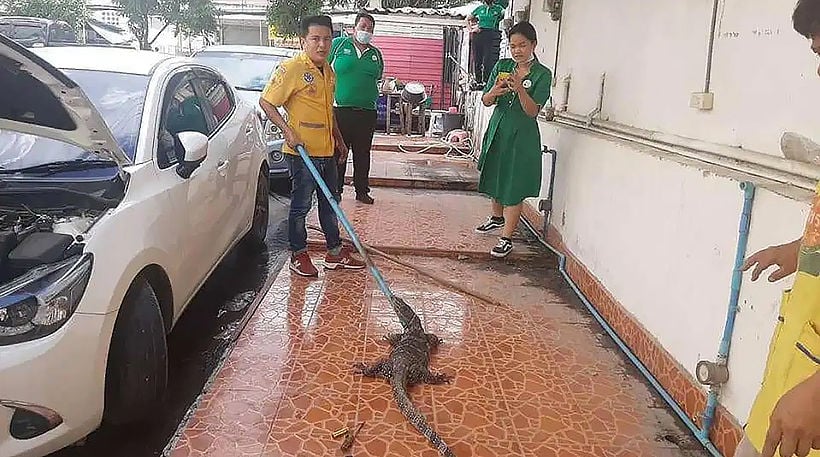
[362,6,467,19]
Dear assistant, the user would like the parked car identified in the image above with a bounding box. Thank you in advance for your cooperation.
[191,45,299,188]
[0,37,269,457]
[0,16,78,48]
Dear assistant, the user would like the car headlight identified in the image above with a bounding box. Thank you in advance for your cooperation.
[0,254,92,346]
[265,119,284,142]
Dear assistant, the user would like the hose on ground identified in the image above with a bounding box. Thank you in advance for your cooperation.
[396,137,475,160]
[306,225,504,308]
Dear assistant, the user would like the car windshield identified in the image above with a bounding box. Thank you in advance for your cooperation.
[194,51,287,91]
[0,23,46,46]
[0,69,149,171]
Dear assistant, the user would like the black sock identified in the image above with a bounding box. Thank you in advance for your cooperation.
[491,216,504,222]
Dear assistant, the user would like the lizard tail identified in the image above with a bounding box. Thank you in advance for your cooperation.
[391,368,455,457]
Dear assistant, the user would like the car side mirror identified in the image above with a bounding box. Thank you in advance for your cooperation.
[175,131,208,179]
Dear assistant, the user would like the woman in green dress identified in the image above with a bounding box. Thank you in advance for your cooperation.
[475,21,552,258]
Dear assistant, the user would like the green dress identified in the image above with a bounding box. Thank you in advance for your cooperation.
[478,58,552,206]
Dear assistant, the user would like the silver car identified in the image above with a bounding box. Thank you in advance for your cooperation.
[191,45,299,188]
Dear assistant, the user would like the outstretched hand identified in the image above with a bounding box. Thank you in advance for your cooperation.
[742,240,801,282]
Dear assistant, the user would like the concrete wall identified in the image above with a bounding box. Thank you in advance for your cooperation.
[471,0,820,425]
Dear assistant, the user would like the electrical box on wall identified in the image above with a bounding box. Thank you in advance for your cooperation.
[542,0,562,21]
[690,92,714,111]
[514,5,530,23]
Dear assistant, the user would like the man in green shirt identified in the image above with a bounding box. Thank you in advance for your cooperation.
[467,0,506,88]
[328,12,384,204]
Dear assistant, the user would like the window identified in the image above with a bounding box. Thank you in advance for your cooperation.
[157,72,209,169]
[48,23,77,44]
[196,72,235,129]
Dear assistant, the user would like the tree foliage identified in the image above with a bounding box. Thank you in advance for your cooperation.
[267,0,331,39]
[0,0,88,31]
[113,0,219,50]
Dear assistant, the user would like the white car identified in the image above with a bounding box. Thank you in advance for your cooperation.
[0,37,270,457]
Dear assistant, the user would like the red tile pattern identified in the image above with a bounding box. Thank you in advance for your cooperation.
[538,219,744,457]
[306,188,541,258]
[170,248,710,457]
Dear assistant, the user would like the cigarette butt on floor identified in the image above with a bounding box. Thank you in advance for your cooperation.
[331,427,349,439]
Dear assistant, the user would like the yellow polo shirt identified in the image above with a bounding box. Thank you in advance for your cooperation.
[745,183,820,455]
[260,52,336,157]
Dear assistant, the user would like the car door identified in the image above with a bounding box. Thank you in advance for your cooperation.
[193,68,256,246]
[154,70,224,301]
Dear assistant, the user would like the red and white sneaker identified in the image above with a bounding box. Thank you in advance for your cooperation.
[290,252,319,277]
[324,247,366,270]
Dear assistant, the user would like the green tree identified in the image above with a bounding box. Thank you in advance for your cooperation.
[0,0,88,31]
[267,0,328,39]
[113,0,219,50]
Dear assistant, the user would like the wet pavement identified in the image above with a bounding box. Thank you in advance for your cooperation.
[167,188,711,457]
[308,187,540,259]
[343,151,478,191]
[371,134,470,156]
[48,195,291,457]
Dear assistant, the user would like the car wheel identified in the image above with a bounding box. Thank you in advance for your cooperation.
[243,171,269,249]
[269,176,291,197]
[103,278,168,426]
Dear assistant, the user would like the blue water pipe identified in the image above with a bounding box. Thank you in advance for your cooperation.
[526,146,723,457]
[295,144,395,301]
[697,181,756,441]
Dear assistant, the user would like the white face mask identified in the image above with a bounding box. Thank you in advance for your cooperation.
[355,30,373,45]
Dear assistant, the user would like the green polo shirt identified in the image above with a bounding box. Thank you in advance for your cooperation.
[328,36,384,110]
[472,2,505,30]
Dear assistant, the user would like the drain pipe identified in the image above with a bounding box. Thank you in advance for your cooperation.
[703,0,721,93]
[538,146,559,235]
[695,181,756,440]
[524,148,723,457]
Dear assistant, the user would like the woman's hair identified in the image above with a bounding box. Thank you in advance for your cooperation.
[793,0,820,38]
[508,21,537,43]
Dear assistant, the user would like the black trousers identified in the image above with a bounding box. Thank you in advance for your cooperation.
[334,107,377,196]
[472,28,501,85]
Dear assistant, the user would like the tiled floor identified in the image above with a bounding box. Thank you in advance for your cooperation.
[169,250,708,456]
[343,151,478,191]
[307,188,541,258]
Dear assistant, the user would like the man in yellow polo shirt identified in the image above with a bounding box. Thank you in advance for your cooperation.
[259,15,366,277]
[738,3,820,456]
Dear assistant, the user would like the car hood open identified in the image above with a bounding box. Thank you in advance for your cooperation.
[0,34,131,168]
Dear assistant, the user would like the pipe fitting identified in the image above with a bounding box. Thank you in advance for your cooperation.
[696,360,730,386]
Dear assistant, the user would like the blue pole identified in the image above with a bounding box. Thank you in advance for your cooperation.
[699,181,756,440]
[294,144,394,300]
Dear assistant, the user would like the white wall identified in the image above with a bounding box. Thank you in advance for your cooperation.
[535,0,820,157]
[470,0,819,423]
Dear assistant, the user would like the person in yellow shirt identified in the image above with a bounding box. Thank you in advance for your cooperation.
[738,5,820,457]
[259,15,366,277]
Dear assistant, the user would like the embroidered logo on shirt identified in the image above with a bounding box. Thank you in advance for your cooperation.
[372,55,377,61]
[303,72,314,84]
[343,48,352,54]
[522,79,532,89]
